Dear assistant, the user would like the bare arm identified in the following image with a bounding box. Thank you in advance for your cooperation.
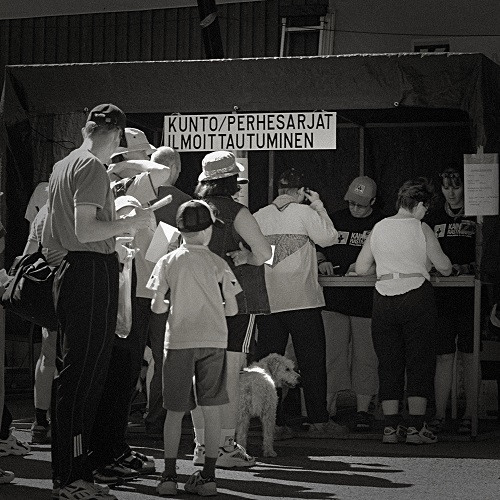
[422,222,452,276]
[230,207,272,266]
[355,233,377,275]
[151,290,169,314]
[75,204,152,243]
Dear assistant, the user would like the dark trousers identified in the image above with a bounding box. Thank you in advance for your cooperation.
[89,296,151,465]
[144,311,168,433]
[51,252,119,487]
[255,308,329,425]
[371,281,437,402]
[0,405,12,439]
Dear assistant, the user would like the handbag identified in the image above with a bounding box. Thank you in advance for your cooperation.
[0,244,58,330]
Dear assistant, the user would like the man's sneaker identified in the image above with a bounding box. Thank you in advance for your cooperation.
[0,468,15,484]
[0,429,30,456]
[93,463,138,484]
[117,450,155,474]
[59,479,118,499]
[306,420,349,438]
[406,423,437,445]
[194,443,256,468]
[52,480,110,499]
[382,424,407,444]
[353,411,372,432]
[156,474,178,496]
[274,425,294,441]
[31,422,51,444]
[184,470,217,496]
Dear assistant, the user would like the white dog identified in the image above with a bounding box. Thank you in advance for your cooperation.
[236,353,300,457]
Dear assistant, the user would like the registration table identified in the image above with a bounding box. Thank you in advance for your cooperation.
[318,273,482,437]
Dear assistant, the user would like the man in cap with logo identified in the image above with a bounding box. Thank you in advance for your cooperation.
[317,176,384,432]
[253,169,347,438]
[43,104,152,500]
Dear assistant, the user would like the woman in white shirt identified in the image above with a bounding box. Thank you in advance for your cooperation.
[355,177,452,445]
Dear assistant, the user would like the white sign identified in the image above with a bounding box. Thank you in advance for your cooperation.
[464,153,499,216]
[164,112,337,151]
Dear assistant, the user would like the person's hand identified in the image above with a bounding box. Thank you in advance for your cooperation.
[226,242,250,266]
[303,188,320,204]
[319,261,336,275]
[122,206,153,232]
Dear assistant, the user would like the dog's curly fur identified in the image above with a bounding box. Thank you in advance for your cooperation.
[236,353,300,457]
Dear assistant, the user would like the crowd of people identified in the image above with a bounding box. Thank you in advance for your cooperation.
[0,102,488,497]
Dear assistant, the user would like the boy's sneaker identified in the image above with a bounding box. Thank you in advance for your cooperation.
[117,450,155,474]
[184,470,217,497]
[31,422,51,444]
[353,411,372,432]
[156,474,178,496]
[382,424,407,444]
[0,429,31,456]
[306,420,349,438]
[406,423,437,445]
[194,443,256,468]
[59,479,117,499]
[0,468,15,484]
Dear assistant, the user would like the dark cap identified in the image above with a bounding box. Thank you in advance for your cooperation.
[278,169,305,189]
[176,200,217,233]
[87,103,126,130]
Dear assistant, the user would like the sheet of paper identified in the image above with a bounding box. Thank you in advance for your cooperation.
[264,245,275,266]
[464,153,499,216]
[145,221,180,263]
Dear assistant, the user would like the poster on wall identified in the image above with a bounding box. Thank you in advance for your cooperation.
[164,112,337,152]
[463,153,499,216]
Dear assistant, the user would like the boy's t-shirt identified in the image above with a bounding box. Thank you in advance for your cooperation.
[147,243,242,350]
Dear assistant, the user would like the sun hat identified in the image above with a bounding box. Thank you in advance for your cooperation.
[344,176,377,205]
[111,128,157,159]
[198,151,245,182]
[176,200,219,233]
[278,169,306,189]
[87,103,126,130]
[115,195,142,212]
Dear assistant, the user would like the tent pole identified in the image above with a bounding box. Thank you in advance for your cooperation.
[359,125,365,175]
[268,151,275,204]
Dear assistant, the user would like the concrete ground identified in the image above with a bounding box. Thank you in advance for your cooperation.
[1,393,500,500]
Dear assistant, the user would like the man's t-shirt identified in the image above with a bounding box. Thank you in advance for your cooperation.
[320,207,385,318]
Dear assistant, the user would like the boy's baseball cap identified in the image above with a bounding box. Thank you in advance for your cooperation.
[278,169,305,189]
[199,151,245,182]
[111,127,157,159]
[176,200,220,233]
[344,176,377,204]
[87,103,126,130]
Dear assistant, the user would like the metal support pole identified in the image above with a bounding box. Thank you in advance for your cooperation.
[197,0,224,59]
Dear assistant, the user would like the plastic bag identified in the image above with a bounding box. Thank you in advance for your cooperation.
[115,248,134,338]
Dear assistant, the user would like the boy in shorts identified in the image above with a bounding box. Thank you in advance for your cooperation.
[147,200,242,496]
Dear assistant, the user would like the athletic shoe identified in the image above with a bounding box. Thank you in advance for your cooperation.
[274,425,294,441]
[0,468,15,484]
[406,423,437,444]
[93,463,138,484]
[306,420,349,438]
[0,429,30,456]
[31,422,51,444]
[117,450,155,474]
[58,479,118,499]
[156,474,178,496]
[53,480,110,499]
[184,470,217,496]
[382,424,407,444]
[427,417,446,434]
[194,443,256,468]
[353,411,372,432]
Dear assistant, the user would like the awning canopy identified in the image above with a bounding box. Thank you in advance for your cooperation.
[2,52,500,149]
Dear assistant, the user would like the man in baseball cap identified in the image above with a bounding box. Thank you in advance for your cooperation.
[87,103,127,131]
